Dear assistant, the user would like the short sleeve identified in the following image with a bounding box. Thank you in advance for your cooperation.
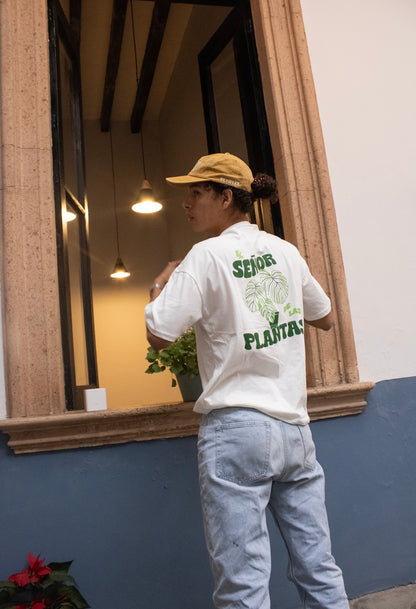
[301,259,331,321]
[145,271,203,342]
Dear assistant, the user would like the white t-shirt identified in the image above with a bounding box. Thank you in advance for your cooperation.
[145,221,331,425]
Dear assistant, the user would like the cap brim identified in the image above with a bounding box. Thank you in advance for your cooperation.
[166,174,207,186]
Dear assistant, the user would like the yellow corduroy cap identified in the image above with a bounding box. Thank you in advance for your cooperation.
[166,153,254,193]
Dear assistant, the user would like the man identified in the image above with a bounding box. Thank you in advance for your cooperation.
[145,153,349,609]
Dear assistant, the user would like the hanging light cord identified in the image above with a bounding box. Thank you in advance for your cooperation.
[130,0,147,180]
[109,129,121,257]
[140,130,147,179]
[130,0,140,87]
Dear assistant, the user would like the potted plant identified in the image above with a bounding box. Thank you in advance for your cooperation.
[145,327,202,401]
[0,553,89,609]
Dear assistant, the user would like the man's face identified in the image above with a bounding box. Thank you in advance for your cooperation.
[182,184,226,236]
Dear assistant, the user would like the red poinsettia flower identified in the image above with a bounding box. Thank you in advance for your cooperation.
[27,553,51,579]
[8,569,31,586]
[8,553,51,586]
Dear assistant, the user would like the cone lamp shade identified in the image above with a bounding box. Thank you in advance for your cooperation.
[110,257,131,279]
[131,179,163,214]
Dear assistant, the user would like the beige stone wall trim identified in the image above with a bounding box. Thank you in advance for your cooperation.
[0,0,66,417]
[0,402,201,454]
[251,0,368,394]
[307,382,375,420]
[0,382,374,454]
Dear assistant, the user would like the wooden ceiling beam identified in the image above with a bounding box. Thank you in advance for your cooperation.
[101,0,235,133]
[100,0,128,132]
[130,0,171,133]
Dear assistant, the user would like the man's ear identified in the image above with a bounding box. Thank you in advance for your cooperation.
[222,188,233,209]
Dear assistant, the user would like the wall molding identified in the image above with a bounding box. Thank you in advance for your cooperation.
[0,0,66,418]
[251,0,360,390]
[0,382,375,454]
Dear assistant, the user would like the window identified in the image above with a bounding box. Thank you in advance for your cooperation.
[49,0,98,410]
[0,0,373,453]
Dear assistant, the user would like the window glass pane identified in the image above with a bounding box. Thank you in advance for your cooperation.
[59,0,70,21]
[66,208,89,386]
[211,41,248,161]
[59,41,80,200]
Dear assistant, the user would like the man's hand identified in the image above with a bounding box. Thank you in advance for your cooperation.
[149,259,182,301]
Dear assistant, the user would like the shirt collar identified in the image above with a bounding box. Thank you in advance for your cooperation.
[220,221,258,236]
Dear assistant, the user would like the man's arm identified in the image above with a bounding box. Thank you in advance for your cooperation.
[146,259,182,350]
[148,259,182,302]
[146,328,172,351]
[305,309,335,331]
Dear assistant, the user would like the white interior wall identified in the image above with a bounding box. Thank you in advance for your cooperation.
[300,0,416,382]
[85,120,182,408]
[159,5,231,259]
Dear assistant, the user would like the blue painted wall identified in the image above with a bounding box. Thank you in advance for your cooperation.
[1,377,415,609]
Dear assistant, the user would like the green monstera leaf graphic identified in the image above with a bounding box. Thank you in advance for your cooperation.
[258,297,277,323]
[245,269,289,322]
[259,269,289,304]
[245,279,265,312]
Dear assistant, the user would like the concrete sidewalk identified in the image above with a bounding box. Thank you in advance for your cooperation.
[349,584,416,609]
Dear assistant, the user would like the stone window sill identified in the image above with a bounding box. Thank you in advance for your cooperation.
[0,382,374,454]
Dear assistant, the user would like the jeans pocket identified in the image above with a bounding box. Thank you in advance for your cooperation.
[215,421,271,485]
[297,424,316,470]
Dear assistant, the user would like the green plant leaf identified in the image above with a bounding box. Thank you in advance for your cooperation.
[0,587,14,603]
[40,572,77,587]
[47,561,73,574]
[144,328,198,378]
[56,584,90,609]
[146,346,160,358]
[145,361,166,374]
[0,582,16,591]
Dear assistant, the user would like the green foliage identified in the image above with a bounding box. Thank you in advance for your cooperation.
[145,328,199,387]
[0,554,89,609]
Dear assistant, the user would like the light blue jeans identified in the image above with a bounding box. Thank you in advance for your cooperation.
[197,408,350,609]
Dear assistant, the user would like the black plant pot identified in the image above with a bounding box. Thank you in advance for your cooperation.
[176,374,203,402]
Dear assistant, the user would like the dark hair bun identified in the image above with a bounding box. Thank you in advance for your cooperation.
[251,173,277,199]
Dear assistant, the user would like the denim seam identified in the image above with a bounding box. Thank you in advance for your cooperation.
[298,425,315,471]
[215,421,271,484]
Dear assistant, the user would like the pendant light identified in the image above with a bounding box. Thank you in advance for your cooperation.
[131,133,163,214]
[109,129,131,279]
[129,0,162,215]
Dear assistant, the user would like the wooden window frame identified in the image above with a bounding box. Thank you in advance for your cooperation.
[0,0,373,453]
